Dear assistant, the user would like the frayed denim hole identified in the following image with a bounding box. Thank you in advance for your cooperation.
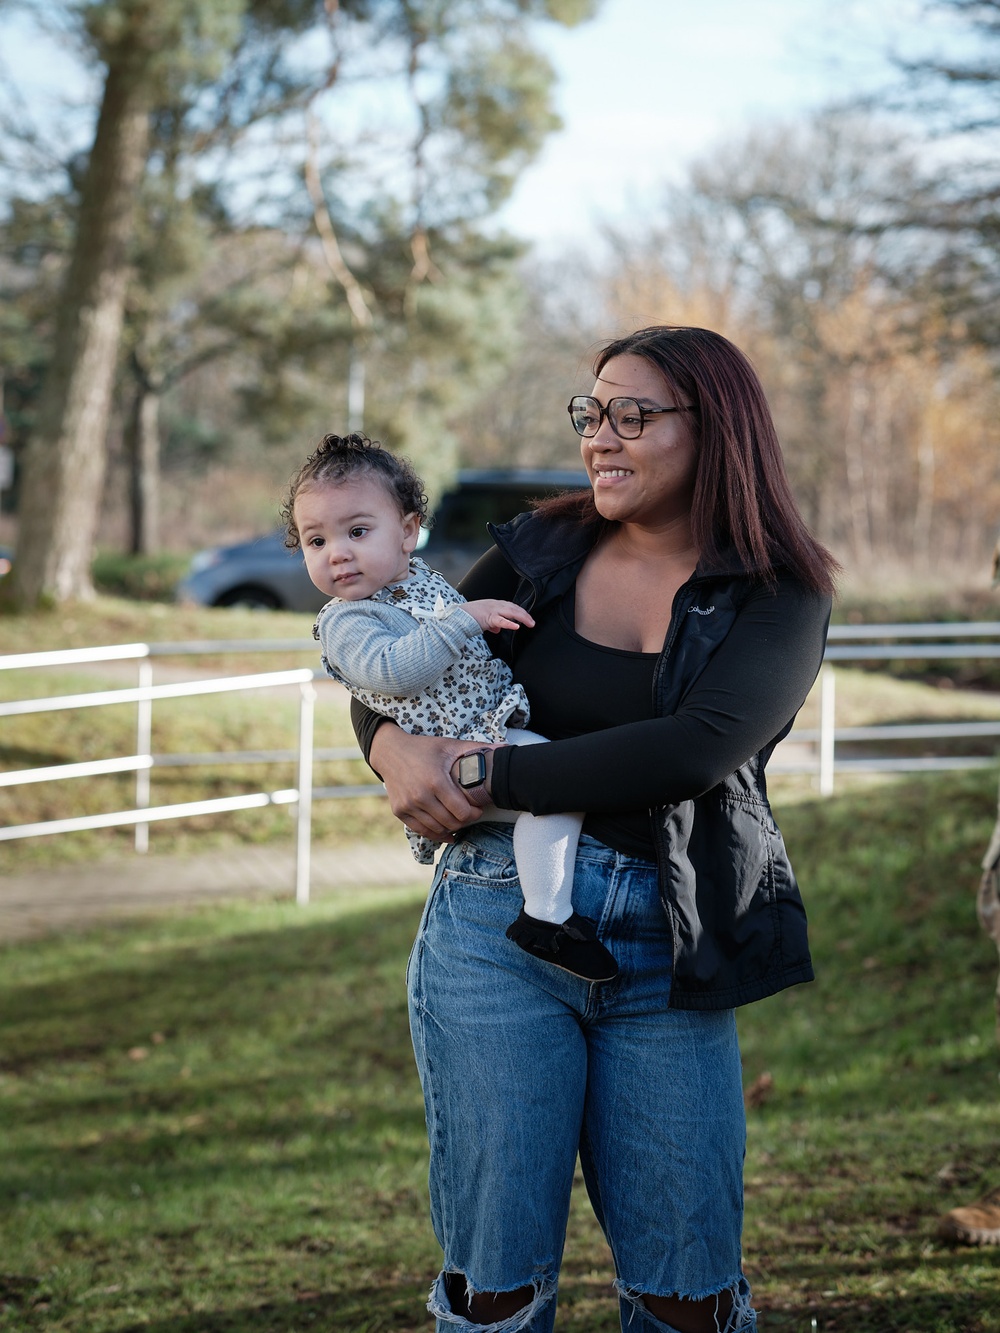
[427,1270,557,1332]
[615,1278,755,1333]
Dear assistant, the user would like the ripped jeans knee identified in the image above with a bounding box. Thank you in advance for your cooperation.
[428,1269,558,1332]
[616,1276,756,1333]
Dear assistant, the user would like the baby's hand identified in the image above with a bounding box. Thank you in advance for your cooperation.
[464,599,536,634]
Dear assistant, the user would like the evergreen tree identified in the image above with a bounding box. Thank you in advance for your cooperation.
[2,0,600,603]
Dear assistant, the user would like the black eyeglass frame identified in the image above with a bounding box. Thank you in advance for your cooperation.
[566,395,696,440]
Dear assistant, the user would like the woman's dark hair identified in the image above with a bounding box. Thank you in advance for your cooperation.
[538,326,839,595]
[281,433,429,551]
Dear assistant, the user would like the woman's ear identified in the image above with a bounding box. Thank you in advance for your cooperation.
[402,512,422,553]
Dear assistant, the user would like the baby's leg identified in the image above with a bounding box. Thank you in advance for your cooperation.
[500,731,616,982]
[503,729,582,925]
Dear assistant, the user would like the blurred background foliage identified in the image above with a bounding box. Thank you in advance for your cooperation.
[0,0,999,599]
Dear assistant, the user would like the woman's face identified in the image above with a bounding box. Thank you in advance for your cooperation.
[580,353,699,532]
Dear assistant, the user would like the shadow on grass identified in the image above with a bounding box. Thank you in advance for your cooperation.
[110,1284,1000,1333]
[118,1284,434,1333]
[0,897,424,1070]
[763,1287,1000,1333]
[748,1199,1000,1331]
[0,897,431,1267]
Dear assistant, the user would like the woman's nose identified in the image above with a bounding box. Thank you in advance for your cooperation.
[590,422,621,450]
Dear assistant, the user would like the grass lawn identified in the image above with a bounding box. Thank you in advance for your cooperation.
[1,772,1000,1331]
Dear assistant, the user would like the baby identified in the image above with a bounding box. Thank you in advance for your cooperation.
[282,432,618,983]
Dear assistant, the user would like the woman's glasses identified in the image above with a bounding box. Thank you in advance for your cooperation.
[567,395,695,440]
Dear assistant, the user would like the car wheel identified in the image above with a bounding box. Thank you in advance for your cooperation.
[214,585,283,611]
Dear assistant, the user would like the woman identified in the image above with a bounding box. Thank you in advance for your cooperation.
[353,326,836,1333]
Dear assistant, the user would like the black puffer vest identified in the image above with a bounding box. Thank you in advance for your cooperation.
[489,509,825,1011]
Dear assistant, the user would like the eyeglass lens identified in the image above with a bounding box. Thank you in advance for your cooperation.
[568,396,646,439]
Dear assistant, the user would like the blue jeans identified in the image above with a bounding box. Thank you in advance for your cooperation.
[407,824,756,1333]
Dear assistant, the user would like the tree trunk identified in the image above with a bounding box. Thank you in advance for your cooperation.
[125,373,161,556]
[912,417,935,563]
[867,384,891,562]
[843,368,872,565]
[12,50,150,607]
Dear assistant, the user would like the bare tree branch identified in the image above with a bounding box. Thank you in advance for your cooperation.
[303,111,373,329]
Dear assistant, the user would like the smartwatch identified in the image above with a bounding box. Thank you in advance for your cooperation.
[455,749,492,807]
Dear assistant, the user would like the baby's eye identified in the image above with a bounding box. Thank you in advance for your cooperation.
[349,525,369,539]
[307,536,325,548]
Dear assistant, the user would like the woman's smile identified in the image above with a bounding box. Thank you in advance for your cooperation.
[592,464,634,481]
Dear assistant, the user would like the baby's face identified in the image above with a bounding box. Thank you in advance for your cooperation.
[295,476,420,601]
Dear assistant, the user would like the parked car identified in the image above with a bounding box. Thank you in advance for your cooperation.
[175,467,589,612]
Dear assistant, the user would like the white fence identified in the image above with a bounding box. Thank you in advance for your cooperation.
[780,622,1000,795]
[0,639,379,903]
[2,624,999,898]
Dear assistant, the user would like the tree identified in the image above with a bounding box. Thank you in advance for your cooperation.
[2,0,602,602]
[0,191,74,518]
[838,0,1000,349]
[7,0,271,607]
[11,3,151,606]
[448,251,611,471]
[237,0,602,497]
[594,110,1000,572]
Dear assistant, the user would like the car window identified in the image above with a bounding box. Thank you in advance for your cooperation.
[430,487,554,543]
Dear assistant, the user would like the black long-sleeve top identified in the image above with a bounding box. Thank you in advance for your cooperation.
[353,539,830,857]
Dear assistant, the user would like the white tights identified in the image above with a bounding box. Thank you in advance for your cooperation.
[483,727,583,926]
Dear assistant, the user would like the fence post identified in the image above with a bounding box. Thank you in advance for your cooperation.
[295,680,316,904]
[135,659,153,852]
[819,666,836,797]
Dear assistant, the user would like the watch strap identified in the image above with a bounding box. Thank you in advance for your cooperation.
[456,750,492,807]
[463,781,493,809]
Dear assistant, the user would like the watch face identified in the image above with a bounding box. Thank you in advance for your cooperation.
[458,752,486,788]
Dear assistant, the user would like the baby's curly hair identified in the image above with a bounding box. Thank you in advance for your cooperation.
[281,433,429,551]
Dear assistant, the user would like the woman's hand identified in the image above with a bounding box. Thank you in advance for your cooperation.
[369,724,496,841]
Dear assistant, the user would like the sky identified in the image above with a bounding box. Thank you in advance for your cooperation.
[0,0,937,253]
[496,0,926,249]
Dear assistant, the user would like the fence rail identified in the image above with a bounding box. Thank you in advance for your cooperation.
[0,641,362,902]
[2,626,1000,895]
[778,622,1000,793]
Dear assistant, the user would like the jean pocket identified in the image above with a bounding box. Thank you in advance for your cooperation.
[443,832,519,887]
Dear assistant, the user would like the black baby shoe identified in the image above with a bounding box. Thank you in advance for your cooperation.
[505,910,619,983]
